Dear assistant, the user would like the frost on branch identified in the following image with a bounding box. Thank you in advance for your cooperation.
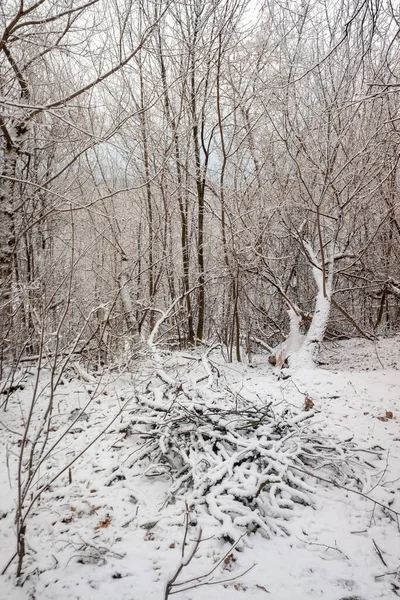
[127,355,368,542]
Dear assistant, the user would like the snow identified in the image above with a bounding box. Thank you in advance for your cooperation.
[274,306,305,366]
[1,336,400,600]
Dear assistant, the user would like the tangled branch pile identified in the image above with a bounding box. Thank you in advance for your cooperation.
[127,363,368,541]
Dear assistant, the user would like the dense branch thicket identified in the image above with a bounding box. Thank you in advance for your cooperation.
[1,0,400,369]
[126,354,372,540]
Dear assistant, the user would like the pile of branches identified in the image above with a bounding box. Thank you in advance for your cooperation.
[126,364,369,541]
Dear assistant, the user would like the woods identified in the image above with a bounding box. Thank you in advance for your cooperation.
[1,1,400,597]
[1,0,399,372]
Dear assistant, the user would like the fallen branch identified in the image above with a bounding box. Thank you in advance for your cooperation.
[331,298,374,341]
[291,465,400,520]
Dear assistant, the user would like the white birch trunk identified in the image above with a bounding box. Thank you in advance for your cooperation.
[291,239,334,368]
[275,306,304,367]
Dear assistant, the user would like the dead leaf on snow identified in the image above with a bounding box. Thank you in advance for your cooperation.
[376,411,394,422]
[256,584,270,593]
[303,396,314,411]
[233,583,247,591]
[61,516,73,524]
[94,515,111,531]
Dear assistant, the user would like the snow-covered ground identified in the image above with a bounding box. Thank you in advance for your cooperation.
[1,337,399,600]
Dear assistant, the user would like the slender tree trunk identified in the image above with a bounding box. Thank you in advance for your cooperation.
[138,58,155,332]
[189,30,206,342]
[157,28,194,343]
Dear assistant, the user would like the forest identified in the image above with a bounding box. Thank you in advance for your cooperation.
[1,1,400,598]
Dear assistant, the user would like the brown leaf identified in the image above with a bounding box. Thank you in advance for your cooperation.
[61,516,73,524]
[233,583,247,591]
[169,543,175,549]
[386,411,393,419]
[224,553,234,565]
[256,584,270,593]
[303,396,314,411]
[94,515,111,531]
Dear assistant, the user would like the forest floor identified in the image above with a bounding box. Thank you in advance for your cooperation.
[0,337,400,600]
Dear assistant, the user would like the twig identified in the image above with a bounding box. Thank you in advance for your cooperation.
[296,536,349,560]
[168,564,256,595]
[291,465,400,518]
[375,571,399,580]
[373,539,387,567]
[164,527,202,599]
[174,533,247,588]
[0,419,24,438]
[365,450,390,494]
[164,505,252,599]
